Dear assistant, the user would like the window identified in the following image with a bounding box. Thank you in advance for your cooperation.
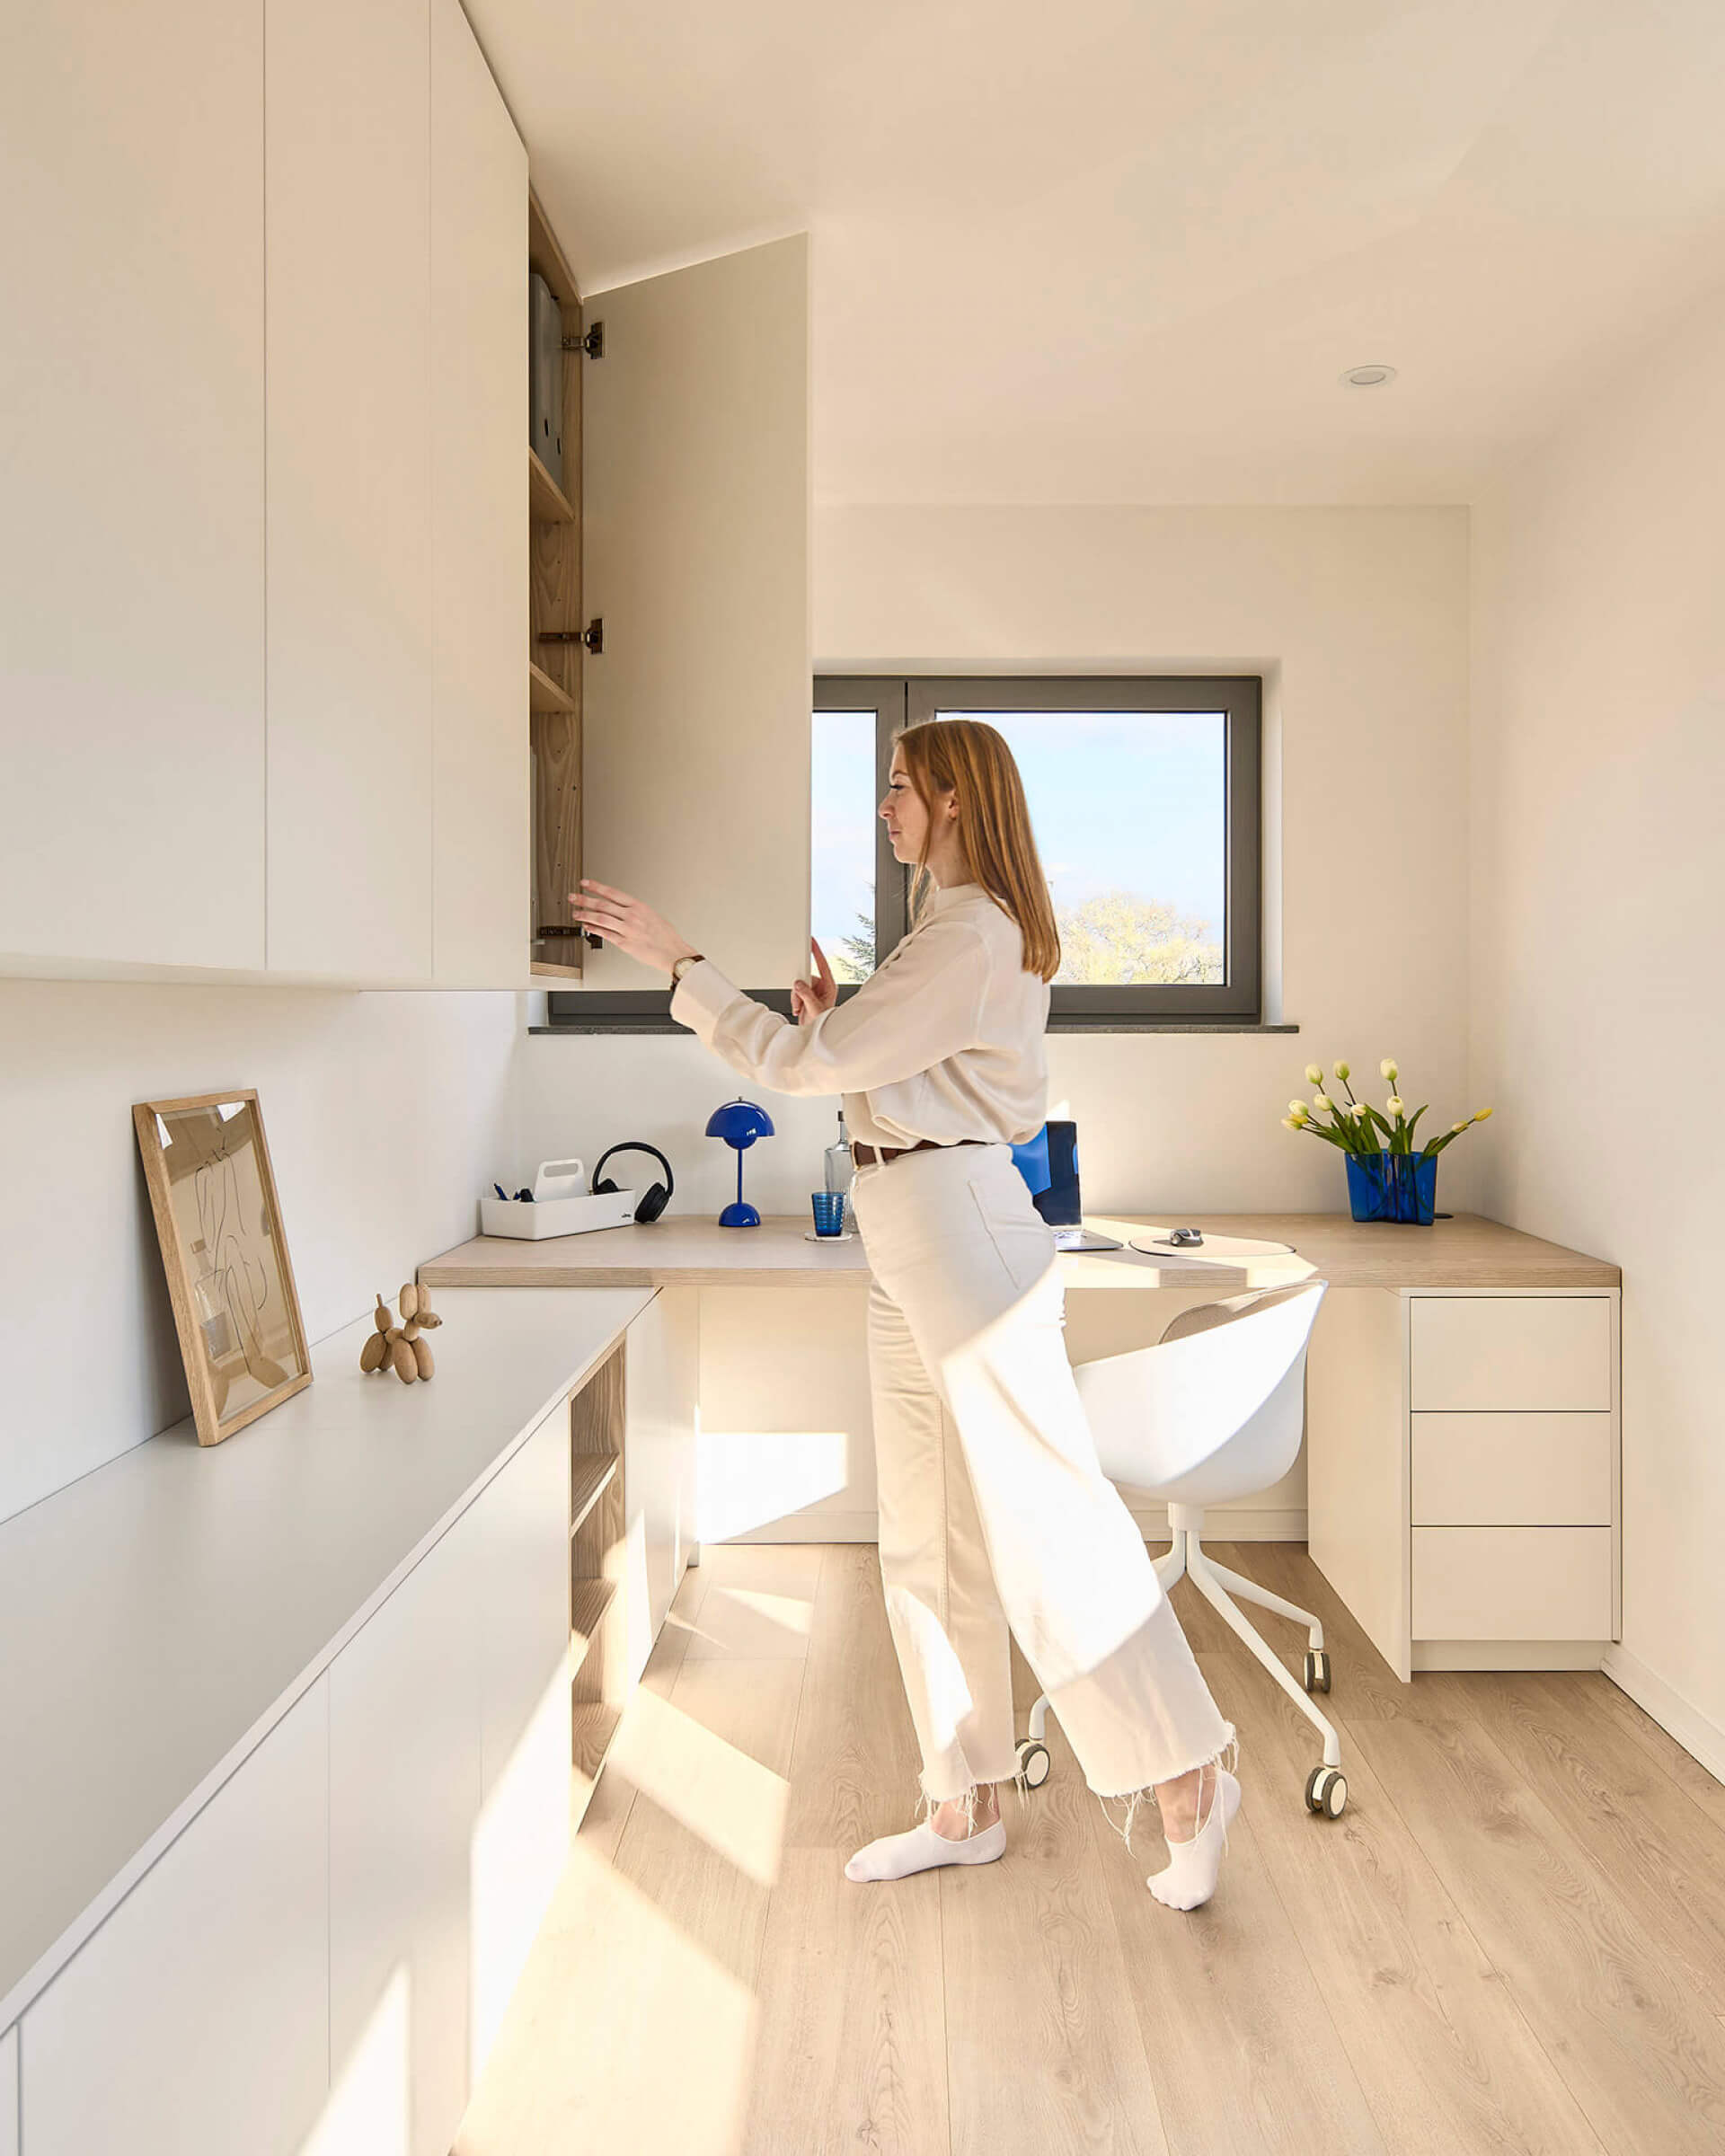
[814,676,1262,1024]
[544,672,1261,1031]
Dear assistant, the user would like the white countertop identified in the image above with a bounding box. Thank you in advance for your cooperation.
[0,1285,654,2031]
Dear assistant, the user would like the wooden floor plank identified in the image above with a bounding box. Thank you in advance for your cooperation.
[745,1846,950,2156]
[1200,1656,1607,2156]
[751,1542,951,2153]
[681,1541,825,1660]
[1465,1673,1725,2016]
[1588,1673,1725,1837]
[942,1712,1172,2156]
[456,1651,805,2156]
[1352,1711,1725,2154]
[784,1540,924,1851]
[1082,1715,1387,2155]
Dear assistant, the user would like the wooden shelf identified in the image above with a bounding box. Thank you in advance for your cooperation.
[529,659,575,713]
[571,1451,619,1537]
[570,1577,616,1673]
[528,446,575,525]
[571,1701,621,1780]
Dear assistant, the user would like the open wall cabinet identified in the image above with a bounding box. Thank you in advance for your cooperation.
[526,191,587,980]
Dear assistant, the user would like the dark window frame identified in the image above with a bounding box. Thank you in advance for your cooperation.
[545,672,1266,1032]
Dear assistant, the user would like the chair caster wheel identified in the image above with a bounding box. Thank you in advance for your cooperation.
[1303,1649,1331,1694]
[1305,1766,1347,1818]
[1015,1737,1051,1789]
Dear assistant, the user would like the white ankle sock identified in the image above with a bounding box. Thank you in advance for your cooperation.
[1146,1768,1240,1911]
[845,1815,1005,1884]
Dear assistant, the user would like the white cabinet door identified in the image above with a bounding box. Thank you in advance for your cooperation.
[1,2022,15,2156]
[21,1679,329,2156]
[265,0,432,980]
[429,0,530,985]
[624,1288,699,1682]
[579,235,810,993]
[0,0,266,973]
[468,1409,571,2074]
[325,1520,481,2156]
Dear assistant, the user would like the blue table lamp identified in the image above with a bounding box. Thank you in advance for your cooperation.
[705,1096,774,1227]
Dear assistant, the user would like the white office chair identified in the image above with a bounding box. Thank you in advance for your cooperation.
[1018,1280,1347,1817]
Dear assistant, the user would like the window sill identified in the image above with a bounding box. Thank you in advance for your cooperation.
[530,1017,1298,1038]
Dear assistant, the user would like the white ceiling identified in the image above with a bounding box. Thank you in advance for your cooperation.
[470,0,1725,504]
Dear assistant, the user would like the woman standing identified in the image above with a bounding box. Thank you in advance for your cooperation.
[569,720,1238,1912]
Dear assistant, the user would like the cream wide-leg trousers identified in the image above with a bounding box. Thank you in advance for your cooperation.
[850,1141,1233,1825]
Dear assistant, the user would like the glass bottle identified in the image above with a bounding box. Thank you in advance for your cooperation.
[823,1108,854,1195]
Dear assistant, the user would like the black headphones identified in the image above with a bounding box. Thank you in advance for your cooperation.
[591,1142,674,1224]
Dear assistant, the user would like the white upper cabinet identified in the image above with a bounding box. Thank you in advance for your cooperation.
[579,234,811,994]
[430,0,531,985]
[264,0,433,980]
[0,0,267,972]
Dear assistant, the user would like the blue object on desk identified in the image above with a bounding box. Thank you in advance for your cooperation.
[705,1097,774,1227]
[1346,1150,1438,1225]
[1011,1119,1122,1252]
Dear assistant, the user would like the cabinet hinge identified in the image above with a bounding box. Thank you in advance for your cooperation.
[538,618,603,655]
[562,321,604,359]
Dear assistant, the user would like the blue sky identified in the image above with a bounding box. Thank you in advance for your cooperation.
[811,707,1226,967]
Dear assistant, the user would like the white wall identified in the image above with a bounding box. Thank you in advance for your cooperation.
[519,503,1472,1538]
[0,985,523,1525]
[1470,278,1725,1756]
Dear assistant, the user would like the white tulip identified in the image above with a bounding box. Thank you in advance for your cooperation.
[1385,1097,1405,1118]
[1305,1063,1323,1085]
[1333,1060,1351,1082]
[1381,1057,1399,1082]
[1287,1100,1309,1123]
[1313,1093,1333,1112]
[1450,1120,1468,1134]
[1282,1115,1302,1130]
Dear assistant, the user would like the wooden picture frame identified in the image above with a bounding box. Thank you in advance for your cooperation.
[133,1090,312,1446]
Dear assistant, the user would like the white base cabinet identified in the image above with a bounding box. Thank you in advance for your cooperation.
[9,1296,690,2152]
[468,1404,572,2072]
[20,1680,331,2156]
[1309,1287,1622,1680]
[325,1514,482,2156]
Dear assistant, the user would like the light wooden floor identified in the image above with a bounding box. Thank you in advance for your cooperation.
[454,1542,1725,2156]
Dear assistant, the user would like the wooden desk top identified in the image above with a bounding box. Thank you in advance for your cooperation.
[420,1212,1619,1294]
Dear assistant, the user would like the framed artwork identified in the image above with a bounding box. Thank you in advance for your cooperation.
[133,1089,312,1446]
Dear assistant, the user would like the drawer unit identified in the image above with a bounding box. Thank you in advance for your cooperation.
[1411,1411,1613,1526]
[1410,1295,1613,1412]
[1412,1527,1614,1640]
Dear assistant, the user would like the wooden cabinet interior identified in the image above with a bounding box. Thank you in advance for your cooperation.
[528,188,585,977]
[568,1342,626,1821]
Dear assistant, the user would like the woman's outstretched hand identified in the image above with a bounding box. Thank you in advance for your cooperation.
[792,938,837,1024]
[568,879,700,978]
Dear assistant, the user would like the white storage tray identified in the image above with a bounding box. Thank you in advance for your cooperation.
[479,1189,639,1241]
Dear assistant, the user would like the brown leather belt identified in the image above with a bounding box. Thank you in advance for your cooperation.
[850,1137,991,1169]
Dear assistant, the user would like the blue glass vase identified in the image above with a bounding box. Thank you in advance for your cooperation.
[1345,1150,1438,1225]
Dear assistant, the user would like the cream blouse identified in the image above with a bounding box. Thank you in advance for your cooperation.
[668,880,1051,1150]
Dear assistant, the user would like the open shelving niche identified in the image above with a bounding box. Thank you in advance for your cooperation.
[568,1341,627,1813]
[527,189,586,980]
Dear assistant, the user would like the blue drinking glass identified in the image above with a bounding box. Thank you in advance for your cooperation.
[810,1190,847,1237]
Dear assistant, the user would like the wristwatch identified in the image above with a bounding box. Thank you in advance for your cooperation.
[669,951,705,985]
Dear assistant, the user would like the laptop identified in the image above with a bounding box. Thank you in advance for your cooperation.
[1009,1120,1124,1252]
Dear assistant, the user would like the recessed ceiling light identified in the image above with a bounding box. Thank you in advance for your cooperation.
[1340,364,1397,388]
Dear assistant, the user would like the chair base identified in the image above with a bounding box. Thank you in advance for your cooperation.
[1024,1512,1344,1801]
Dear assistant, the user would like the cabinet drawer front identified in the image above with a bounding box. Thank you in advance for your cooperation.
[1412,1527,1614,1640]
[1412,1412,1613,1526]
[1410,1297,1613,1412]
